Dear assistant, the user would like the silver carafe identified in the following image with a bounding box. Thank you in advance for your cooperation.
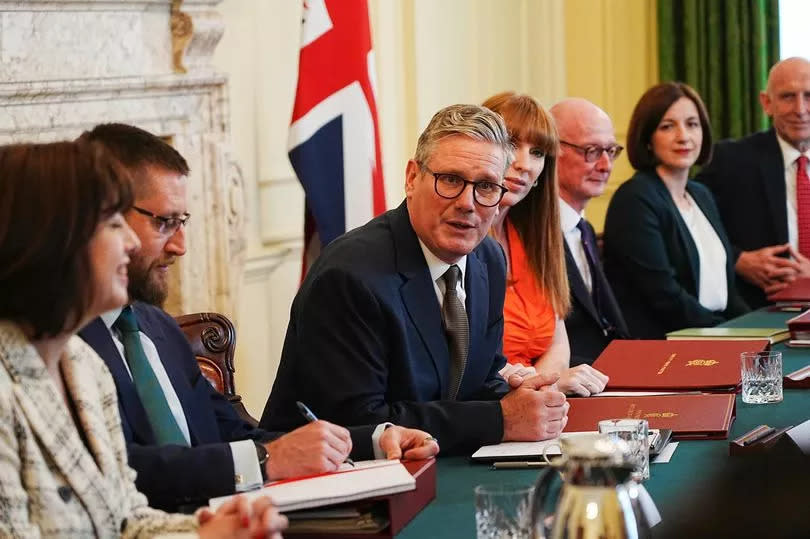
[531,433,652,539]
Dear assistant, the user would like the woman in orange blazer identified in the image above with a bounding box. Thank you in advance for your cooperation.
[484,92,609,396]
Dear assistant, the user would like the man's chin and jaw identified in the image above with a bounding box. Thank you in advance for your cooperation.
[127,253,171,307]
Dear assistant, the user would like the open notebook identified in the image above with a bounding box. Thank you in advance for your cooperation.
[209,459,416,512]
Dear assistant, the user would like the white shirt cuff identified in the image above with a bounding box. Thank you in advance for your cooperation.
[371,422,395,460]
[230,440,263,492]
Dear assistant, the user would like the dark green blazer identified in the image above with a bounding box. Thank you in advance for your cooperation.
[602,170,749,338]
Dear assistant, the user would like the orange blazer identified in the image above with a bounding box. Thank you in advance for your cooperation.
[502,221,556,365]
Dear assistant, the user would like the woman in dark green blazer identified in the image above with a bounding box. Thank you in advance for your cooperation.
[603,82,748,339]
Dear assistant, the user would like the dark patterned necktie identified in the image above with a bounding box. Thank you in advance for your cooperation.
[114,306,188,446]
[576,218,614,336]
[441,265,469,400]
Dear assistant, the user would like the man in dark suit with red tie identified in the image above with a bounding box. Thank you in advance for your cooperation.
[698,57,810,308]
[550,99,630,366]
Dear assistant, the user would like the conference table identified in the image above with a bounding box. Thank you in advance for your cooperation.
[398,308,810,537]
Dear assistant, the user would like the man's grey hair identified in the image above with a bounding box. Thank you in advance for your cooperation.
[413,104,514,172]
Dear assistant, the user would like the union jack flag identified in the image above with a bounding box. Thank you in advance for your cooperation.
[288,0,386,278]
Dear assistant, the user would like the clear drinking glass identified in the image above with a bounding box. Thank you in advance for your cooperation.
[741,351,783,404]
[597,418,650,481]
[474,484,534,539]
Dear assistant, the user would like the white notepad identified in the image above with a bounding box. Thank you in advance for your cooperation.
[472,430,662,461]
[209,459,415,512]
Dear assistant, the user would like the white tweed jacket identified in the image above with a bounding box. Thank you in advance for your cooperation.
[0,321,197,538]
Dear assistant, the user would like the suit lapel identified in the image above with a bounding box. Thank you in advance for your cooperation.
[132,303,198,444]
[563,240,601,324]
[0,324,118,531]
[463,248,487,392]
[79,317,154,443]
[758,130,788,244]
[391,203,450,395]
[651,175,701,291]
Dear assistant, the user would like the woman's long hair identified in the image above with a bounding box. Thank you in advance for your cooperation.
[484,92,570,316]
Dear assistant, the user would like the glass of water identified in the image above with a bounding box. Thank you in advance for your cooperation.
[741,351,783,404]
[598,418,650,481]
[474,484,534,539]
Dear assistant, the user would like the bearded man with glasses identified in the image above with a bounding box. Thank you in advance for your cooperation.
[261,104,571,455]
[550,98,631,365]
[76,123,439,513]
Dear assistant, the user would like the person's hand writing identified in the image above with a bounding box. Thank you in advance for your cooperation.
[500,372,569,441]
[379,426,440,460]
[499,362,537,389]
[197,495,288,539]
[556,365,609,396]
[736,244,799,290]
[265,420,352,480]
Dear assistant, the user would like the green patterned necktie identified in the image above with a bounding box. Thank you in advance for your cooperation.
[114,306,189,446]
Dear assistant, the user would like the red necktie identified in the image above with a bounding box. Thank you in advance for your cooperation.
[798,155,810,257]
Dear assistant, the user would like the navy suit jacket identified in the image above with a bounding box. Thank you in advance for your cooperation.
[563,221,629,366]
[80,303,375,511]
[260,202,510,455]
[603,170,749,339]
[696,129,787,308]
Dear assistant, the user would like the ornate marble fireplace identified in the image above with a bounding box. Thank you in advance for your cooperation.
[0,0,244,318]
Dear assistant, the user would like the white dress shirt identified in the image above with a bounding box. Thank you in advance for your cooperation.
[675,194,728,311]
[418,239,467,308]
[100,308,262,492]
[559,198,593,293]
[777,133,810,251]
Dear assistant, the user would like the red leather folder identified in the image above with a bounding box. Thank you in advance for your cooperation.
[592,339,770,392]
[286,459,436,538]
[768,278,810,302]
[788,309,810,341]
[565,393,736,440]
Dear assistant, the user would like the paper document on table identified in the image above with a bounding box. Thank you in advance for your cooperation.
[209,459,415,512]
[473,431,663,461]
[652,442,679,463]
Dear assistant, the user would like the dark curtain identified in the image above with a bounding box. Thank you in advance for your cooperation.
[658,0,780,140]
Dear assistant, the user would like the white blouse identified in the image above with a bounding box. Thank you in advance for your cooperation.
[676,193,728,311]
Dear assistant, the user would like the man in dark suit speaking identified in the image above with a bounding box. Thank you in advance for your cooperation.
[698,57,810,308]
[78,123,438,512]
[261,104,570,455]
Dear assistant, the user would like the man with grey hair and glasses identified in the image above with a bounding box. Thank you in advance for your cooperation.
[261,104,570,455]
[551,98,630,366]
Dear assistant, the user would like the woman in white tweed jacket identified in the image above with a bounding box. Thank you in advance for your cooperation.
[0,141,285,538]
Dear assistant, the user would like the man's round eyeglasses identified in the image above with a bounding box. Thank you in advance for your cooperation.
[560,140,624,163]
[132,206,191,236]
[421,164,508,207]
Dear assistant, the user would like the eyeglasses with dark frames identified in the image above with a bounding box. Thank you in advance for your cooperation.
[132,205,191,236]
[420,164,508,207]
[560,140,624,163]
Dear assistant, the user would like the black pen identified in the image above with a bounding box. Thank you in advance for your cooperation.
[296,401,355,467]
[491,461,550,469]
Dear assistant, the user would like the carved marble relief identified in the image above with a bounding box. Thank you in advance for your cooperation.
[0,0,246,320]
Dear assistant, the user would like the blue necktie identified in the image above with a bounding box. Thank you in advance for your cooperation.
[114,307,188,446]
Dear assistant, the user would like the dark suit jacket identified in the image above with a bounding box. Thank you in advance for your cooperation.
[260,202,510,455]
[563,220,629,366]
[603,170,749,339]
[80,302,375,511]
[696,129,787,308]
